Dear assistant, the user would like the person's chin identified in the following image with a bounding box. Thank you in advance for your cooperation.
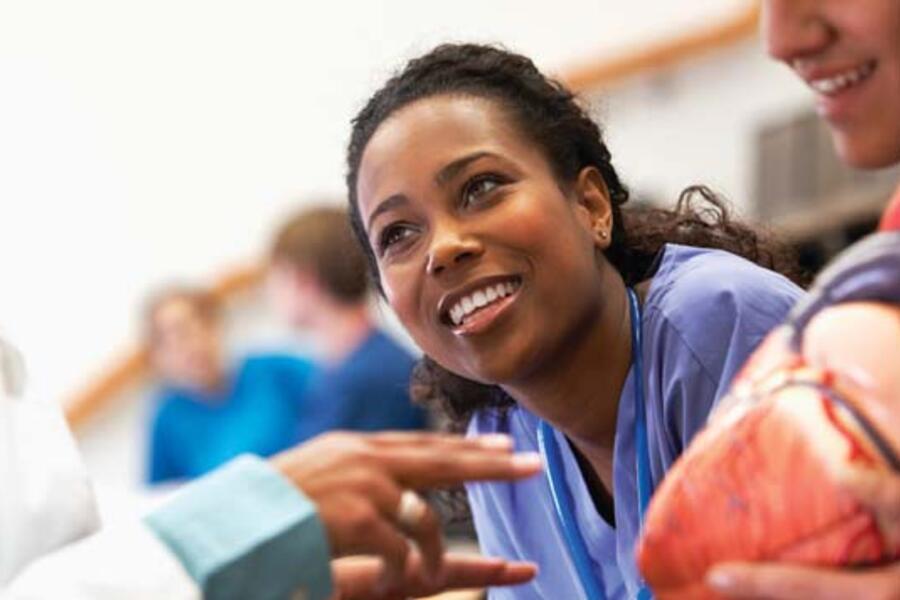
[833,130,900,170]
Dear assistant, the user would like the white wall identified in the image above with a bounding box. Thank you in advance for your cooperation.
[1,0,799,430]
[597,41,813,216]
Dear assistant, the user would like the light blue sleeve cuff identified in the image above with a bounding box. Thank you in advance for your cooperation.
[145,455,333,600]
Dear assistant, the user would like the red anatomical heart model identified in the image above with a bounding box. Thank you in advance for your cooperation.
[636,303,900,599]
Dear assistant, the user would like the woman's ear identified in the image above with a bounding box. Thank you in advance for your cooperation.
[574,166,613,249]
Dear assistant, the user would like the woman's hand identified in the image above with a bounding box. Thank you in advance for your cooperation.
[271,431,541,592]
[843,471,900,549]
[331,551,537,599]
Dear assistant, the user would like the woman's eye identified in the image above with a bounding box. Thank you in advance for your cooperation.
[462,175,505,207]
[378,224,415,254]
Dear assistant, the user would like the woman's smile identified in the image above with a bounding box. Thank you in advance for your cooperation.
[764,0,900,167]
[440,274,523,336]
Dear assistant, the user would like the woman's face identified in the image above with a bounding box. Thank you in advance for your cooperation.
[356,95,614,385]
[763,0,900,168]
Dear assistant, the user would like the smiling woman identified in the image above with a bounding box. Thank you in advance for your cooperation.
[344,44,806,599]
[762,0,900,169]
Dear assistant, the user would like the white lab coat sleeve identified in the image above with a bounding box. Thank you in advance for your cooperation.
[1,336,332,600]
[0,337,99,585]
[0,334,198,599]
[2,521,200,600]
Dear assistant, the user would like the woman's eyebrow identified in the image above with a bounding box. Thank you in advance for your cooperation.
[366,193,408,231]
[434,151,496,186]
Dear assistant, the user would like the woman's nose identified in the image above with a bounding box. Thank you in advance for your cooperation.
[425,224,484,277]
[762,0,833,65]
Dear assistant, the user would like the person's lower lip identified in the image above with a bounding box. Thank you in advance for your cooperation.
[450,289,520,336]
[814,65,876,122]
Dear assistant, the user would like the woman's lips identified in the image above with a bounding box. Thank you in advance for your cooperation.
[803,61,876,96]
[800,60,878,122]
[449,282,522,336]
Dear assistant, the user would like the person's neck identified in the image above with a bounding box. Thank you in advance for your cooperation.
[192,366,229,401]
[503,271,633,490]
[309,302,374,366]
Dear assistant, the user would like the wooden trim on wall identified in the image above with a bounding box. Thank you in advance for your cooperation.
[65,347,150,431]
[64,264,265,431]
[561,2,760,92]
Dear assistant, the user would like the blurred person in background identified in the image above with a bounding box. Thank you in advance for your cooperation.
[268,205,428,442]
[706,0,900,598]
[146,286,314,484]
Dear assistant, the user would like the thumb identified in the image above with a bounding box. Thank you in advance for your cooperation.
[842,471,900,548]
[706,561,898,600]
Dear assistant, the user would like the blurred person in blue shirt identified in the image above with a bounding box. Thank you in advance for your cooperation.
[268,205,428,442]
[146,287,314,484]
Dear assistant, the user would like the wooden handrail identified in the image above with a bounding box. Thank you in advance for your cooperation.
[64,263,266,430]
[64,3,760,432]
[561,2,760,91]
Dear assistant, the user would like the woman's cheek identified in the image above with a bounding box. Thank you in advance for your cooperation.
[384,278,413,324]
[382,268,433,344]
[499,196,555,242]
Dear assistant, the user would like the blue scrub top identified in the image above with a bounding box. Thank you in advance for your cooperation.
[467,244,804,599]
[148,353,314,484]
[295,329,427,443]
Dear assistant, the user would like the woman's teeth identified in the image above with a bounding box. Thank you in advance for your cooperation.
[449,280,519,326]
[807,62,875,96]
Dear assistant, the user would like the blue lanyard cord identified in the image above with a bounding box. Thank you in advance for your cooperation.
[538,420,607,600]
[629,288,652,532]
[538,288,654,600]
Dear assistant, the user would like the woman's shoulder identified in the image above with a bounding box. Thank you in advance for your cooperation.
[640,246,805,443]
[647,244,803,331]
[643,244,803,384]
[467,405,541,450]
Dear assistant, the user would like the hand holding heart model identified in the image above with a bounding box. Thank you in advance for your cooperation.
[636,303,900,599]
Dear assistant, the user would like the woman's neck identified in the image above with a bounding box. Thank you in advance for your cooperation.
[503,270,634,487]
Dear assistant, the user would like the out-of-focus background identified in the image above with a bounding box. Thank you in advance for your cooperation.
[2,0,897,508]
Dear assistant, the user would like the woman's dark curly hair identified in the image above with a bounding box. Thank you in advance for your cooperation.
[346,43,803,433]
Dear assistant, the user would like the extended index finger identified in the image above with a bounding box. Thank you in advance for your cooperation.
[367,431,515,452]
[379,447,543,488]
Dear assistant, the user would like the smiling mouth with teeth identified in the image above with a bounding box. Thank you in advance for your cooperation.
[805,61,876,96]
[447,278,522,327]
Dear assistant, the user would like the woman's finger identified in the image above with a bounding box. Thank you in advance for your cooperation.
[394,492,444,580]
[353,475,445,582]
[355,516,411,594]
[325,495,410,589]
[842,472,900,543]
